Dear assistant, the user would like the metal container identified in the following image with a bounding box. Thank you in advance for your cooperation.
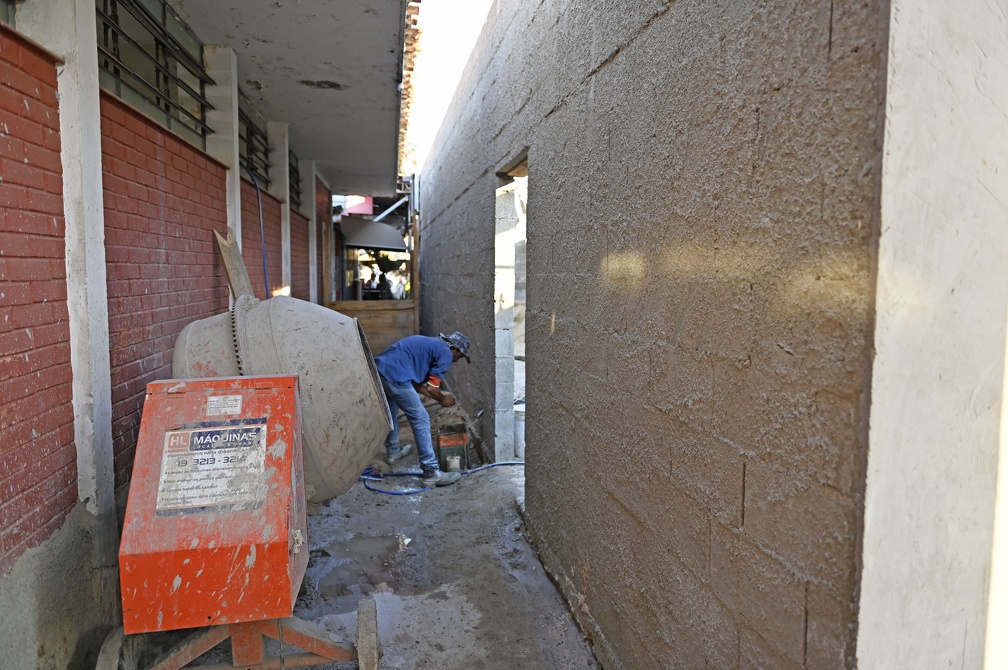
[172,295,392,503]
[120,376,307,633]
[436,423,470,472]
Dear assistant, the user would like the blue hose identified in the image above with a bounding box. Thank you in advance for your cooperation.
[360,467,430,495]
[461,461,526,474]
[360,461,525,496]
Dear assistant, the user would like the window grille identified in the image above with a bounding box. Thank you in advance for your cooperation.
[289,149,302,211]
[1,0,13,26]
[95,0,214,149]
[238,90,270,187]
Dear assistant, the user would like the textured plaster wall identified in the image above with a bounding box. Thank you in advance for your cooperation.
[859,2,1008,667]
[419,0,887,666]
[0,504,104,668]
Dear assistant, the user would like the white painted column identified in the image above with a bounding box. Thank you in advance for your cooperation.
[858,1,1008,667]
[267,120,291,295]
[315,171,334,304]
[17,0,116,611]
[204,46,242,246]
[304,160,318,304]
[493,183,517,461]
[991,325,1008,667]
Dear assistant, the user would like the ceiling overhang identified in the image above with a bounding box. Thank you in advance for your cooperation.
[170,0,410,196]
[341,216,408,251]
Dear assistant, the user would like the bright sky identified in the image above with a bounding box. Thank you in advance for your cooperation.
[403,0,495,174]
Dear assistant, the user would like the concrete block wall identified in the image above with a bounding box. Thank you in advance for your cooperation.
[417,113,496,447]
[240,178,284,301]
[418,0,887,666]
[100,94,229,488]
[0,26,76,576]
[291,210,310,300]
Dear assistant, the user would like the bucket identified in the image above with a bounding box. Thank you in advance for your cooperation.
[436,424,470,472]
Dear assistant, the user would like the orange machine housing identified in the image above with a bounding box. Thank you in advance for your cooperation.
[119,375,308,634]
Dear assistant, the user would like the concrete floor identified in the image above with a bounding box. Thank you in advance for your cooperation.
[113,401,596,669]
[294,452,599,669]
[288,399,597,669]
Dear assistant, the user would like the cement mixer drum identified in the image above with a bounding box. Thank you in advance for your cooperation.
[172,295,393,502]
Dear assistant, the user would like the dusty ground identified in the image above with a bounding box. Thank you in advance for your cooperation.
[120,401,598,669]
[290,400,599,669]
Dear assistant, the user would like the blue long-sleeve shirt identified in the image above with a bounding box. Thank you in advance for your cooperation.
[374,335,453,387]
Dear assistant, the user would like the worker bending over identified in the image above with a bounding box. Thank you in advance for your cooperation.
[373,331,471,487]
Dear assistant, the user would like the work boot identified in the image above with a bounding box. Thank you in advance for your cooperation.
[386,443,413,465]
[422,468,461,487]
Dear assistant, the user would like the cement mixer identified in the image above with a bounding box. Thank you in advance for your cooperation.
[172,295,392,503]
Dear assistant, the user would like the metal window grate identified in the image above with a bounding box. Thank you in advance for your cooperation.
[289,149,302,211]
[1,0,13,26]
[238,90,270,187]
[95,0,214,148]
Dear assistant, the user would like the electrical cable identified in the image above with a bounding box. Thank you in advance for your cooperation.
[241,163,269,297]
[359,461,525,496]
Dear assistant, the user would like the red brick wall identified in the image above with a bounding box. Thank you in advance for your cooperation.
[315,177,329,301]
[0,27,75,576]
[100,94,229,489]
[290,211,310,301]
[240,179,283,300]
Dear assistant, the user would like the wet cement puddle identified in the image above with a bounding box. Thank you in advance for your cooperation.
[315,535,409,597]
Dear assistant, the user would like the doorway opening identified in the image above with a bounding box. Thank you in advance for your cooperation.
[494,160,527,462]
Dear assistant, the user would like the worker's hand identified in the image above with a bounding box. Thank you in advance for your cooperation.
[439,393,457,407]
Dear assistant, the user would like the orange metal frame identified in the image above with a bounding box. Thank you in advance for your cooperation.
[134,618,355,669]
[120,376,308,633]
[109,375,377,669]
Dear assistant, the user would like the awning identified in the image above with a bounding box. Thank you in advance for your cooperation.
[340,216,407,251]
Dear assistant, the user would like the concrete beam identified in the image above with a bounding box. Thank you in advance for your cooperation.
[204,46,242,247]
[267,120,291,293]
[304,160,318,304]
[859,1,1008,666]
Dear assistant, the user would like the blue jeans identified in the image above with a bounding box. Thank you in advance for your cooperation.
[380,374,438,471]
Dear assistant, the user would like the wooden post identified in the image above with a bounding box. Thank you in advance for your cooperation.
[214,227,256,298]
[356,599,380,670]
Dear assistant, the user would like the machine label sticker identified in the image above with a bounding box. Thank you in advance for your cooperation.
[206,394,242,416]
[155,417,267,514]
